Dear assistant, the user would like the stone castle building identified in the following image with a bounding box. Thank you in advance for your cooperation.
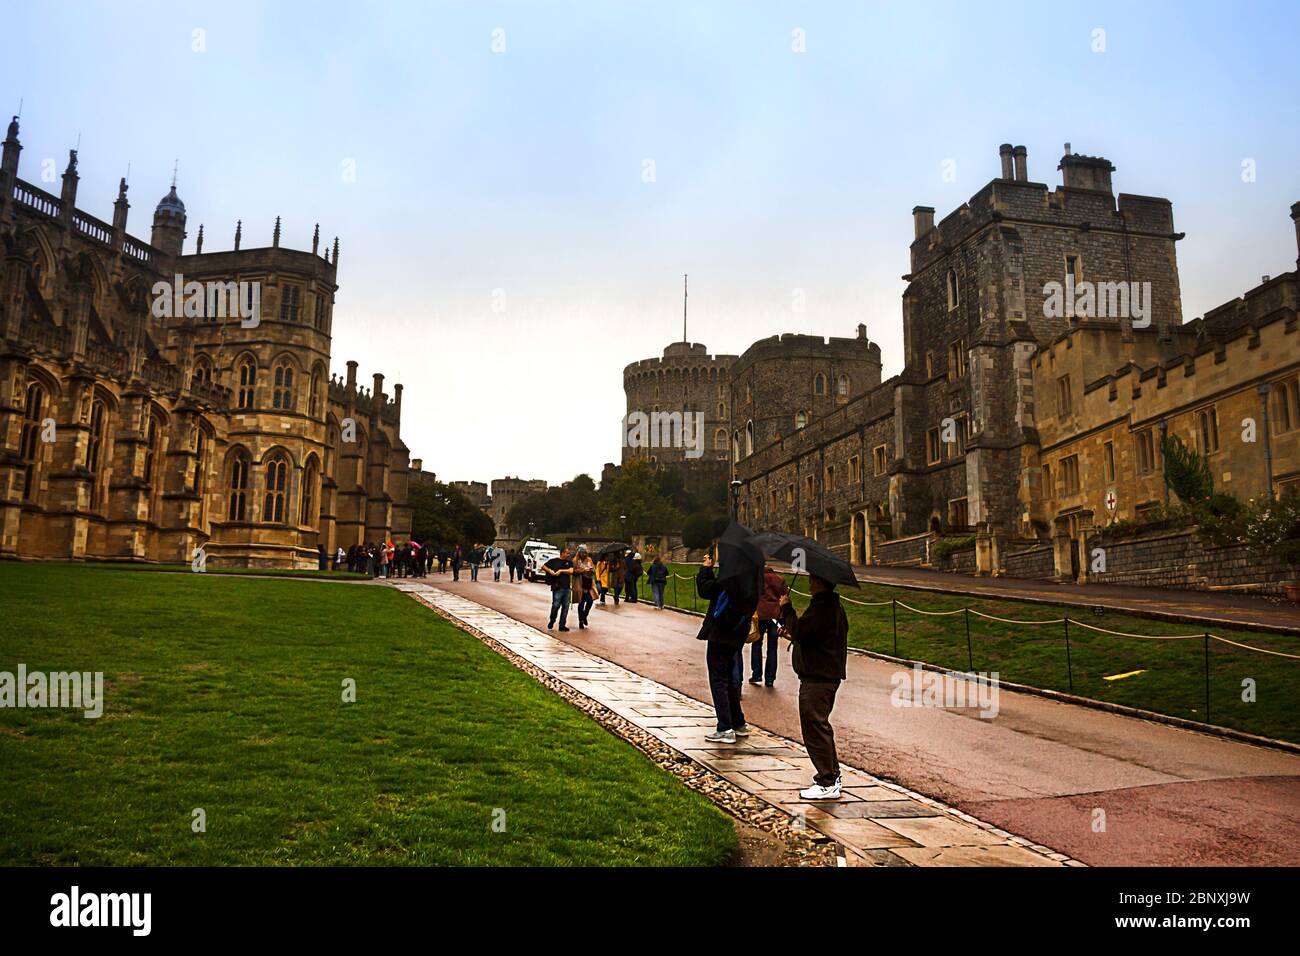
[621,341,736,499]
[0,118,414,567]
[728,142,1299,580]
[486,476,547,542]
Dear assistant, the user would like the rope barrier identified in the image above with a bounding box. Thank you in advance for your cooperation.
[788,586,893,607]
[1208,634,1300,660]
[895,600,966,617]
[967,609,1066,625]
[1066,619,1205,640]
[662,566,1299,661]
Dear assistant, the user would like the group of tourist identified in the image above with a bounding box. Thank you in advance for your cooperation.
[539,546,666,630]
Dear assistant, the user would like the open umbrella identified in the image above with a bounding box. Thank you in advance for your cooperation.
[715,520,764,603]
[749,531,860,589]
[596,542,632,558]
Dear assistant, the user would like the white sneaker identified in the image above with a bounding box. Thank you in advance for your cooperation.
[705,729,737,744]
[733,724,751,737]
[799,779,842,801]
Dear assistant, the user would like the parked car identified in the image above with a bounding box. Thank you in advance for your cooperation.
[520,540,560,581]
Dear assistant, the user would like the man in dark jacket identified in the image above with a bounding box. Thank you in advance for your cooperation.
[779,575,849,800]
[696,553,755,744]
[647,555,669,609]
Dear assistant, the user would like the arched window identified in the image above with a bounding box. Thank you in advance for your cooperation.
[237,359,257,410]
[946,268,960,311]
[87,399,108,511]
[356,437,367,486]
[745,420,755,457]
[300,457,318,525]
[326,425,339,476]
[191,356,213,390]
[193,429,207,495]
[837,374,849,399]
[795,410,807,430]
[19,382,47,502]
[228,451,250,521]
[279,285,301,322]
[732,431,741,464]
[142,413,162,485]
[308,369,322,417]
[814,373,826,396]
[715,427,728,451]
[313,294,327,330]
[272,360,295,410]
[717,402,725,418]
[262,455,289,522]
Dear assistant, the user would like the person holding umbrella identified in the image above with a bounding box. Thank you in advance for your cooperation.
[697,522,764,744]
[778,573,850,801]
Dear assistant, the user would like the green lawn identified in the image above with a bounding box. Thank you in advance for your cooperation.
[642,563,1300,743]
[0,562,736,866]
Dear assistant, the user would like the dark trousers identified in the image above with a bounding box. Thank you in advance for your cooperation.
[750,619,779,684]
[651,581,665,608]
[549,588,571,628]
[452,564,461,581]
[576,591,593,625]
[470,563,479,581]
[799,680,841,787]
[706,642,746,732]
[625,577,638,602]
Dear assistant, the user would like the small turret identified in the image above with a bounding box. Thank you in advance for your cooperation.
[151,168,187,257]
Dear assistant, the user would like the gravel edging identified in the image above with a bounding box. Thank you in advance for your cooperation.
[409,592,838,867]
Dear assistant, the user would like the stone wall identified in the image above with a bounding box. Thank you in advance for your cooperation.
[1088,528,1296,595]
[1001,543,1055,580]
[873,531,932,567]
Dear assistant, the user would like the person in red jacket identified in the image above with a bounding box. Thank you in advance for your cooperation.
[749,565,789,687]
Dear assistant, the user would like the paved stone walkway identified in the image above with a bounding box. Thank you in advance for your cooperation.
[393,580,1081,867]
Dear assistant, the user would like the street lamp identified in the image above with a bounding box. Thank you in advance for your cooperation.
[730,478,742,521]
[619,513,627,542]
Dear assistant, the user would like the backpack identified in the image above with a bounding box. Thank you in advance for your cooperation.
[703,587,757,649]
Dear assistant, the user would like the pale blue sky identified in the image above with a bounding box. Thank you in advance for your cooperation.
[4,0,1297,485]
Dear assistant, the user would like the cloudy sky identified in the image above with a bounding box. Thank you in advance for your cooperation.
[4,0,1297,486]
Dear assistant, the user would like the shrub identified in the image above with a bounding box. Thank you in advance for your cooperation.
[933,535,976,562]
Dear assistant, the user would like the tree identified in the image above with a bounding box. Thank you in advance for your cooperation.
[506,473,602,536]
[598,458,683,537]
[1160,434,1213,507]
[409,480,496,549]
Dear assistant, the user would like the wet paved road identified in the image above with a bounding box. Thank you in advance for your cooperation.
[427,574,1300,867]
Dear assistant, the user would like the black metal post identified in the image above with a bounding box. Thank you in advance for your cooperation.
[1204,633,1211,722]
[891,599,898,656]
[964,607,974,671]
[1063,616,1074,693]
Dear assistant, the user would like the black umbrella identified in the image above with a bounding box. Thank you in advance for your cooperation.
[715,520,764,603]
[596,542,632,558]
[749,531,860,589]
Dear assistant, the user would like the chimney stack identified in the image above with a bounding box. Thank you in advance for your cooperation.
[999,143,1014,179]
[346,360,358,390]
[912,205,935,239]
[1012,145,1028,181]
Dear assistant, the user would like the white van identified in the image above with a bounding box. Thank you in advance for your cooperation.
[520,539,560,581]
